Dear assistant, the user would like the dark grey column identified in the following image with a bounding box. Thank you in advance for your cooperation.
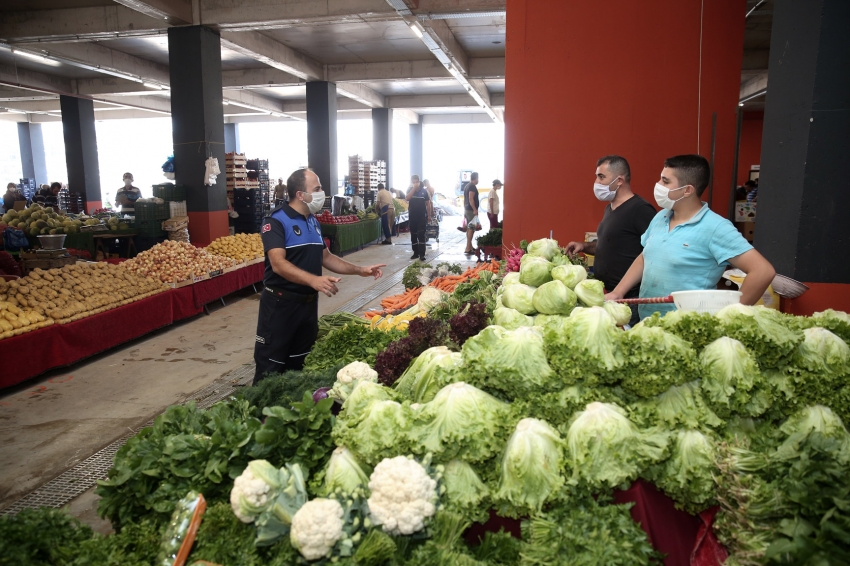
[17,123,48,187]
[168,25,227,245]
[59,95,102,210]
[755,0,850,283]
[224,123,241,153]
[409,119,423,180]
[372,108,393,185]
[306,81,338,194]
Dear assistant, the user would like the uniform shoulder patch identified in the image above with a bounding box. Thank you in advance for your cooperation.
[262,223,271,233]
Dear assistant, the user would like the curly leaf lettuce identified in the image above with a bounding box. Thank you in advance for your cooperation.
[715,304,803,369]
[393,346,463,404]
[618,325,699,398]
[648,429,718,514]
[544,307,624,385]
[441,459,491,523]
[700,336,768,417]
[642,310,723,352]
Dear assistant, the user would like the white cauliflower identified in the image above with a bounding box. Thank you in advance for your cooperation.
[230,461,278,523]
[290,498,345,561]
[367,456,438,535]
[331,361,379,401]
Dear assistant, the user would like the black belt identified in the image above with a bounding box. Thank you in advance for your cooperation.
[264,285,318,303]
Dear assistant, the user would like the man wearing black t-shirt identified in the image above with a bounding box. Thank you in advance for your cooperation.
[566,155,656,325]
[253,167,386,384]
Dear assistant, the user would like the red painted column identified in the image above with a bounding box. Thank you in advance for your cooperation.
[503,0,744,248]
[737,111,764,186]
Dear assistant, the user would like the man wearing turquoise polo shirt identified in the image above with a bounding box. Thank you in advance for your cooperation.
[605,154,775,320]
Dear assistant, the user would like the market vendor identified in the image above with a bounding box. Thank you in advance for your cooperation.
[566,156,656,326]
[605,154,775,320]
[376,182,394,245]
[253,167,385,384]
[3,183,26,211]
[115,172,141,215]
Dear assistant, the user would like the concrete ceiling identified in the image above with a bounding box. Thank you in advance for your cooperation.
[0,0,771,122]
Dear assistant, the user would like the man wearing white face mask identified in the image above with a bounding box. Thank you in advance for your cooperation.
[253,167,386,384]
[606,154,775,320]
[566,155,655,325]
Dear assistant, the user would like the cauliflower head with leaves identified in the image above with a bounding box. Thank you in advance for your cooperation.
[290,498,345,561]
[367,456,438,535]
[331,361,379,401]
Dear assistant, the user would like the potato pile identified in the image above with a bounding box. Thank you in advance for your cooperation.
[123,240,236,283]
[205,233,264,262]
[0,263,167,339]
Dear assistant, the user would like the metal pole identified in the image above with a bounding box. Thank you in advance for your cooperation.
[708,112,717,208]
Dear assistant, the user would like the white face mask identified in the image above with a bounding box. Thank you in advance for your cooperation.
[593,177,619,202]
[305,190,325,214]
[124,179,132,187]
[654,182,687,210]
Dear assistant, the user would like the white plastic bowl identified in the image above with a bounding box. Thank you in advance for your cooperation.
[671,290,742,314]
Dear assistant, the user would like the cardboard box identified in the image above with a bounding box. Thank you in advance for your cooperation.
[736,221,755,243]
[734,201,757,222]
[162,216,189,231]
[13,201,26,211]
[584,232,598,243]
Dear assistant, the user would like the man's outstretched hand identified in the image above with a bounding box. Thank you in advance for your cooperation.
[360,264,385,279]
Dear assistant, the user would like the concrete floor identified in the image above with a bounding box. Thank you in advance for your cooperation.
[0,217,477,530]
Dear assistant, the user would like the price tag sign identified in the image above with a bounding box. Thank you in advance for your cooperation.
[209,269,223,278]
[193,274,206,283]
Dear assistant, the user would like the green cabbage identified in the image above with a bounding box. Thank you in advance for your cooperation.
[462,325,554,400]
[618,325,699,398]
[495,418,565,517]
[333,386,412,465]
[409,382,513,463]
[551,264,587,289]
[519,255,553,287]
[715,304,803,369]
[648,429,717,514]
[574,279,605,307]
[544,307,624,385]
[394,346,463,403]
[532,280,577,315]
[526,238,560,261]
[441,460,490,523]
[566,402,668,490]
[501,272,521,286]
[603,301,633,326]
[313,446,371,496]
[699,336,767,417]
[493,306,534,330]
[501,283,537,315]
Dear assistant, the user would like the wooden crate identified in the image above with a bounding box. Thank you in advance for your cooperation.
[22,255,76,273]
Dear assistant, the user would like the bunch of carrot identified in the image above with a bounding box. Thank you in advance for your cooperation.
[379,286,422,310]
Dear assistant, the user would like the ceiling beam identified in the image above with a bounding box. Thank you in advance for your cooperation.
[93,94,171,114]
[327,59,450,82]
[740,70,768,102]
[70,76,163,96]
[336,83,386,108]
[393,108,420,124]
[0,86,58,101]
[222,68,303,89]
[112,0,193,24]
[0,5,169,44]
[0,63,72,93]
[220,31,323,81]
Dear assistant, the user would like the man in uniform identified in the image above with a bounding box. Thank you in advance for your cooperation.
[566,155,656,326]
[253,167,385,384]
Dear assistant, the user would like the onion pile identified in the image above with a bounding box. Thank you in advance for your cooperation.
[123,240,236,283]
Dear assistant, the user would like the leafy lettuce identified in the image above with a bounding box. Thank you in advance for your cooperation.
[551,264,587,289]
[493,306,534,330]
[501,283,537,315]
[544,307,624,386]
[715,304,803,369]
[519,255,553,288]
[647,429,718,514]
[700,336,769,417]
[618,325,699,398]
[393,346,463,404]
[532,280,577,315]
[574,279,605,308]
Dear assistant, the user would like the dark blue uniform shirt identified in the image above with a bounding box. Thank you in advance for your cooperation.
[261,203,325,294]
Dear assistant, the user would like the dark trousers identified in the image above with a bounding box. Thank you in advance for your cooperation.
[380,204,392,240]
[409,216,426,258]
[253,289,319,384]
[487,212,500,229]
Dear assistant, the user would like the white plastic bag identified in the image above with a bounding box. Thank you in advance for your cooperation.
[469,215,482,231]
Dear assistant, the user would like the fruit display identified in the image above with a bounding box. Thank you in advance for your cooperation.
[316,211,362,225]
[123,240,237,283]
[1,203,83,235]
[206,233,264,262]
[0,263,167,338]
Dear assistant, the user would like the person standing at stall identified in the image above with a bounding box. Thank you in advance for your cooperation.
[406,175,430,260]
[253,167,385,384]
[462,172,480,254]
[487,179,502,229]
[605,154,775,320]
[4,183,26,211]
[115,173,141,214]
[376,182,394,245]
[566,156,656,326]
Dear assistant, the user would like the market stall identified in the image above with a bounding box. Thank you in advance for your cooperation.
[318,217,382,255]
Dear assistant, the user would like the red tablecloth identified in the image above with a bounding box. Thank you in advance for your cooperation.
[192,263,263,308]
[0,291,173,389]
[170,285,203,321]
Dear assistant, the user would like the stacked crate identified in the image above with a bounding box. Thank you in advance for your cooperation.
[153,183,189,241]
[225,153,259,202]
[246,158,270,212]
[347,155,387,195]
[18,178,36,202]
[134,201,169,237]
[231,188,264,234]
[58,187,85,214]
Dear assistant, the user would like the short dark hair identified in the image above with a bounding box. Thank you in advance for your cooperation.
[596,155,631,182]
[286,167,312,200]
[663,154,711,195]
[50,182,62,191]
[471,172,479,181]
[492,179,502,186]
[744,180,756,188]
[411,175,420,182]
[377,183,385,190]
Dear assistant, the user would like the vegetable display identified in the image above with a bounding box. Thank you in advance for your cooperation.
[205,233,264,262]
[123,240,236,283]
[8,236,850,566]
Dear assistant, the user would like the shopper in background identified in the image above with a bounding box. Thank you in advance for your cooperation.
[115,172,141,215]
[274,178,287,205]
[33,184,51,206]
[462,172,480,255]
[42,182,62,210]
[406,174,430,260]
[4,183,26,212]
[253,167,385,384]
[606,154,775,320]
[422,179,435,202]
[376,182,394,245]
[566,155,656,326]
[746,179,758,202]
[487,179,502,229]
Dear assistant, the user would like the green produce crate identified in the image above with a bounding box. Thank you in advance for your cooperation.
[152,183,186,201]
[135,218,165,237]
[135,201,169,220]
